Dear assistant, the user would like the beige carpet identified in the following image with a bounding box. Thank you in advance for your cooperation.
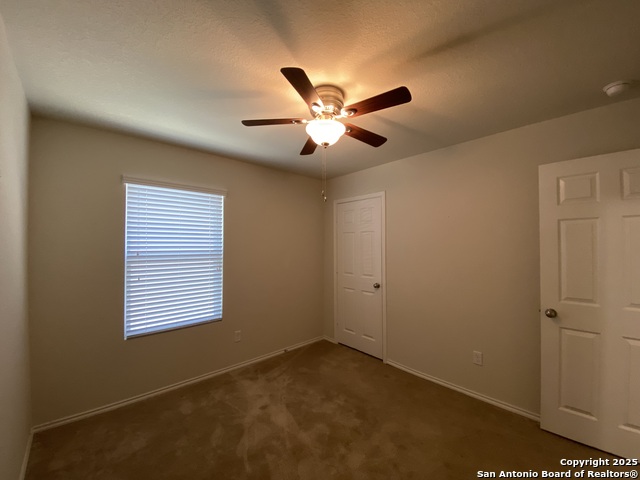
[26,340,622,479]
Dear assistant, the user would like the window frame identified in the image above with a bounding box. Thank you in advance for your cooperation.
[122,177,225,339]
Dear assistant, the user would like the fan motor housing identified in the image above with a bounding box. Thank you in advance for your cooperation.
[315,84,345,116]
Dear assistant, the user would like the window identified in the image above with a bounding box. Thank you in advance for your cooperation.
[123,179,224,338]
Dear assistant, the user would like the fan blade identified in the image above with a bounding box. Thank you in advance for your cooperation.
[343,86,411,118]
[344,123,387,147]
[281,67,323,111]
[241,118,305,126]
[300,137,317,155]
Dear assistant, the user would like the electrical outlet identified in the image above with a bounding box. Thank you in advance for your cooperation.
[473,350,483,366]
[234,330,242,343]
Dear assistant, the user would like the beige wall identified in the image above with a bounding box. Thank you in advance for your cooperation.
[324,97,640,416]
[0,14,31,480]
[28,118,324,425]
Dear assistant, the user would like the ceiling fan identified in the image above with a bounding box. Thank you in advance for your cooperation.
[241,67,412,155]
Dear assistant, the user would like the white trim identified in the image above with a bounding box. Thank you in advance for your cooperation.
[387,359,541,422]
[333,192,387,362]
[19,431,33,480]
[322,335,337,344]
[121,175,227,197]
[33,336,324,433]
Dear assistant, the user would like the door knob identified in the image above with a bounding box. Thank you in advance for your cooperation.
[373,283,380,289]
[544,308,557,318]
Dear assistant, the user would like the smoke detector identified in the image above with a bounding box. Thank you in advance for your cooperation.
[603,80,632,97]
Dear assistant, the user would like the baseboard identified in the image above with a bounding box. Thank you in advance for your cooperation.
[19,431,33,480]
[322,335,337,344]
[33,336,324,433]
[386,359,540,422]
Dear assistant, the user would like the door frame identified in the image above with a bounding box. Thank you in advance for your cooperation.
[333,191,387,362]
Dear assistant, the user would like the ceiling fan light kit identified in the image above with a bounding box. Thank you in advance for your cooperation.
[241,67,412,154]
[305,115,346,146]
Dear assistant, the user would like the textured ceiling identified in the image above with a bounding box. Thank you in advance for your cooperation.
[1,0,639,177]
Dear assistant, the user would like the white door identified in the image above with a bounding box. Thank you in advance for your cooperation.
[539,148,640,458]
[335,194,384,359]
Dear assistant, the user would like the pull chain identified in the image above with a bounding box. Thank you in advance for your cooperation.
[321,146,327,202]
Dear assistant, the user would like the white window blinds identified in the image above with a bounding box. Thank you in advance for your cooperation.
[124,180,224,338]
